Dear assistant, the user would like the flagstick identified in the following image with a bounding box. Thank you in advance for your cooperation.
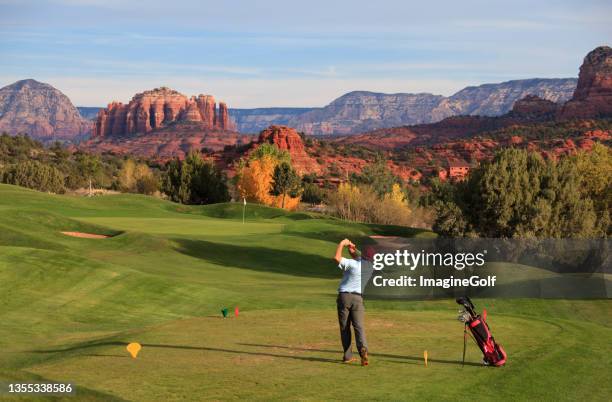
[242,198,246,224]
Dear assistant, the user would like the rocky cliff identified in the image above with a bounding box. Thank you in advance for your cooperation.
[251,125,322,175]
[289,91,445,135]
[432,78,576,119]
[0,79,91,139]
[94,87,234,137]
[228,79,576,136]
[83,122,252,160]
[341,93,571,150]
[560,46,612,119]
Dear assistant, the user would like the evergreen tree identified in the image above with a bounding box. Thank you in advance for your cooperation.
[269,162,301,209]
[433,148,603,238]
[3,160,65,193]
[76,153,101,196]
[162,151,229,204]
[352,154,400,197]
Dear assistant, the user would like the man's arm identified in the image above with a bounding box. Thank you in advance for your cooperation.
[334,238,354,264]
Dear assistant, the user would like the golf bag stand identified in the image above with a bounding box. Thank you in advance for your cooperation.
[456,296,507,367]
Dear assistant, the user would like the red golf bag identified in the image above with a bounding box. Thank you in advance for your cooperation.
[457,297,507,366]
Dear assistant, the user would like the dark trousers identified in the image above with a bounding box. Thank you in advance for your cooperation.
[337,292,368,361]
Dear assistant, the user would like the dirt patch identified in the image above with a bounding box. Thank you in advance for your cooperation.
[61,231,111,239]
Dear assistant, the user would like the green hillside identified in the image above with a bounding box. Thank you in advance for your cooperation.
[0,184,610,401]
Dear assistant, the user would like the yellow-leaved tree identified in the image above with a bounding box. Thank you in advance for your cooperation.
[118,159,158,195]
[385,183,409,206]
[327,182,412,225]
[235,144,301,210]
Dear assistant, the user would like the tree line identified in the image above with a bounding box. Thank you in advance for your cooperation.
[430,144,610,238]
[1,132,609,238]
[0,134,159,195]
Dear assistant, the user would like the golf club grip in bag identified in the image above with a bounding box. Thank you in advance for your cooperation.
[457,297,507,366]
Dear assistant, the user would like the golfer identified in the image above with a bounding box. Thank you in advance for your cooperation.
[333,238,371,366]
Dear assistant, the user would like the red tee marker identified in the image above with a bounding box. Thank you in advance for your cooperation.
[235,306,239,317]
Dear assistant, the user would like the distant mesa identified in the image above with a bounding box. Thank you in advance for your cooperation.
[277,78,577,136]
[0,79,90,140]
[228,79,577,135]
[94,86,235,138]
[230,107,315,134]
[77,106,102,120]
[341,45,612,150]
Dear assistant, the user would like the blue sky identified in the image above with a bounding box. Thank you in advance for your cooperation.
[0,0,610,107]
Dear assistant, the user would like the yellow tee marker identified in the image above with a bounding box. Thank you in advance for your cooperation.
[424,350,428,367]
[127,342,142,359]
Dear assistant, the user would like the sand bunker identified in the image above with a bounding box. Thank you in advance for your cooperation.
[61,231,111,239]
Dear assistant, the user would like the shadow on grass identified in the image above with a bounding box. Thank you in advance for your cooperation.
[239,343,483,367]
[279,221,433,246]
[83,353,129,358]
[30,341,341,365]
[172,238,337,279]
[142,343,340,364]
[366,224,433,238]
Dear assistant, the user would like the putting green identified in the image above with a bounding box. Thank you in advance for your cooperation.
[0,184,610,401]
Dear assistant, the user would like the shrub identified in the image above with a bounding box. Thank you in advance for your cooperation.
[302,182,325,205]
[2,160,65,193]
[326,183,412,226]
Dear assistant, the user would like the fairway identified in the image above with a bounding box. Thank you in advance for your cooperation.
[0,183,610,401]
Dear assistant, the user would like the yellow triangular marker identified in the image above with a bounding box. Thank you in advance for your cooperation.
[127,342,142,359]
[424,350,428,367]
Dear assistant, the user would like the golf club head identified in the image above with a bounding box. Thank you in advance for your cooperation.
[456,296,473,309]
[456,296,476,318]
[457,310,471,323]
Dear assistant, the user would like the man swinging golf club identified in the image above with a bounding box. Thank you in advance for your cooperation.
[333,238,373,366]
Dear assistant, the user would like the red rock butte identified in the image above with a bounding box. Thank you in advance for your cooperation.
[94,87,235,137]
[254,125,322,175]
[560,46,612,119]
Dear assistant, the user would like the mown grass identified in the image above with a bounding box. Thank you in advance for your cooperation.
[0,183,609,401]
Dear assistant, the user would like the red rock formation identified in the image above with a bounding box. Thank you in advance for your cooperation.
[216,102,234,130]
[83,128,253,160]
[578,138,595,150]
[560,46,612,119]
[253,125,322,174]
[258,125,305,152]
[510,95,559,119]
[93,87,234,137]
[196,95,216,127]
[509,136,523,145]
[182,101,203,122]
[584,129,611,140]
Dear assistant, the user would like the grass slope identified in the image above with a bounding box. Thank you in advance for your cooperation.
[0,183,610,401]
